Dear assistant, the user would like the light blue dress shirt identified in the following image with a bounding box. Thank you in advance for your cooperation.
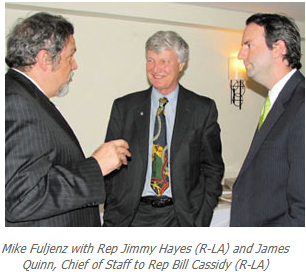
[142,85,179,197]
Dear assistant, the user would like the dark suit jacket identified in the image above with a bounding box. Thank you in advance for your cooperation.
[230,71,305,227]
[5,69,105,226]
[103,85,224,226]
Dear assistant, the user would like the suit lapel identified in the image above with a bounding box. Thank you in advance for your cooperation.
[238,100,284,176]
[237,71,304,177]
[133,89,151,164]
[171,86,194,161]
[9,69,83,151]
[38,94,83,151]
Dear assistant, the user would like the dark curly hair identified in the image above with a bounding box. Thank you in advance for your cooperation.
[6,12,74,70]
[246,13,302,69]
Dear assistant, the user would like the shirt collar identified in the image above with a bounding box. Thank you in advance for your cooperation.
[12,68,47,96]
[269,69,297,106]
[151,85,179,105]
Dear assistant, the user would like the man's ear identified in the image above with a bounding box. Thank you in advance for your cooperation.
[179,62,186,72]
[36,50,52,71]
[272,40,287,59]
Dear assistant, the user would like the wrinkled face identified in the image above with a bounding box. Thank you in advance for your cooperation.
[238,23,274,85]
[52,35,78,96]
[146,50,185,95]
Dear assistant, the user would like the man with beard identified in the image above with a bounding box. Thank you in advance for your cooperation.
[5,12,131,226]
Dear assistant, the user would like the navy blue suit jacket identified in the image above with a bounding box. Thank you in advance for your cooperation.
[230,71,305,227]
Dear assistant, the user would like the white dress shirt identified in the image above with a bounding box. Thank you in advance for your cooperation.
[268,69,297,108]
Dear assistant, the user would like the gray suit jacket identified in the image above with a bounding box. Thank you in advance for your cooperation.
[103,85,224,226]
[230,71,305,227]
[5,69,105,226]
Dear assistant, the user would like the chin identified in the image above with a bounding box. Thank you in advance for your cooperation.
[57,84,70,97]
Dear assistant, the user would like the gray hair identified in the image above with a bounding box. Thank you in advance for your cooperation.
[145,31,189,63]
[6,12,74,70]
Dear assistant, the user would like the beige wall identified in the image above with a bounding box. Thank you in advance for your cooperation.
[5,2,305,179]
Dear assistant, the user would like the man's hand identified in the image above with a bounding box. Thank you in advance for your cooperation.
[92,139,131,176]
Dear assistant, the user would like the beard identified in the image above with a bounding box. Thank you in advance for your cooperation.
[57,71,74,97]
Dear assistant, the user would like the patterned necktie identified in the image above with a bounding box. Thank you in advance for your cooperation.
[258,95,271,130]
[151,97,169,196]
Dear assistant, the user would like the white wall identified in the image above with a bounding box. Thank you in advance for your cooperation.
[5,2,305,179]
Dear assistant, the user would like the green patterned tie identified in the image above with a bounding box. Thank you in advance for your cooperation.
[151,97,169,196]
[258,95,271,130]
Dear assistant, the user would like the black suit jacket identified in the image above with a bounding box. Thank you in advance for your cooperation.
[230,71,305,227]
[5,69,105,226]
[103,85,224,226]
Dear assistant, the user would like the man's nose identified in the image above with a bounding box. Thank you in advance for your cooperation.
[72,58,78,70]
[238,48,246,60]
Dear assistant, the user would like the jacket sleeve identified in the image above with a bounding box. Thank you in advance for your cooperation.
[104,99,123,191]
[201,100,224,212]
[287,101,305,226]
[5,93,105,222]
[105,99,123,142]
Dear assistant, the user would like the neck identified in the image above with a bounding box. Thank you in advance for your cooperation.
[263,60,293,90]
[22,68,54,98]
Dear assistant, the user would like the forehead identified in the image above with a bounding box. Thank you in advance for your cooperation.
[242,23,265,42]
[146,49,178,60]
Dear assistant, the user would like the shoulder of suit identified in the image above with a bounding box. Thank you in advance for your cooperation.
[291,70,305,87]
[114,88,151,104]
[6,70,47,112]
[179,85,216,106]
[293,80,305,103]
[6,71,29,97]
[288,70,305,101]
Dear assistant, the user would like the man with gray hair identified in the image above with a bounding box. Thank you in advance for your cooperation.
[5,12,131,226]
[103,31,224,226]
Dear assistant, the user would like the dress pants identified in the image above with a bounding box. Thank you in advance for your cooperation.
[130,202,178,227]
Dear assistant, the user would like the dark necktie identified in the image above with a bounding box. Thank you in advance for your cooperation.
[151,97,169,196]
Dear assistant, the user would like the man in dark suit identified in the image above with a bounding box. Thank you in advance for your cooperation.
[230,13,305,227]
[103,31,224,227]
[5,12,131,226]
